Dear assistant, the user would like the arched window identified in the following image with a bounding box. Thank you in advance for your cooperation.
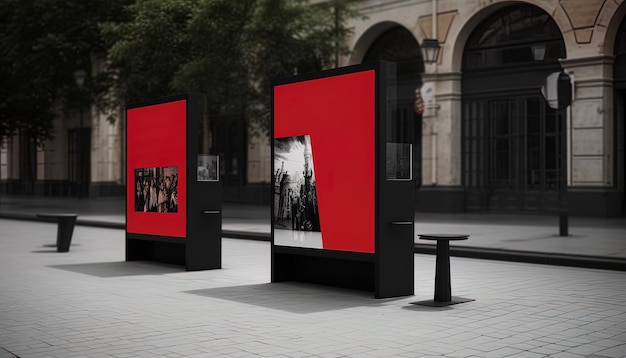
[614,16,626,212]
[615,15,626,86]
[616,16,626,55]
[462,5,566,212]
[362,26,424,187]
[362,26,423,87]
[464,5,565,69]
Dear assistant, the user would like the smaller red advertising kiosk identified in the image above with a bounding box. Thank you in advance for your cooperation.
[272,61,415,298]
[126,94,221,270]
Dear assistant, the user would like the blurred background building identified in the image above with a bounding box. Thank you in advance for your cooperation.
[1,0,624,217]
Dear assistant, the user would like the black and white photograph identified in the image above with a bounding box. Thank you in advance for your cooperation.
[197,155,219,181]
[386,142,412,180]
[273,135,323,249]
[134,166,179,213]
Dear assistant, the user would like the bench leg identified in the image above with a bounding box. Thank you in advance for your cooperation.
[56,217,77,252]
[434,240,451,302]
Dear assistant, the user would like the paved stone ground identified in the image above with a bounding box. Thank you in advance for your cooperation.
[1,219,625,358]
[2,195,626,260]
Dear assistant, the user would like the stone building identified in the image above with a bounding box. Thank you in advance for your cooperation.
[341,0,625,217]
[1,0,624,217]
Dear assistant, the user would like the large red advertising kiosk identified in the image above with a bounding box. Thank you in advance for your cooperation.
[272,61,415,298]
[126,94,221,270]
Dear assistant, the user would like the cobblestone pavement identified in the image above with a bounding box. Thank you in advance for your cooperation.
[1,219,625,357]
[1,195,626,261]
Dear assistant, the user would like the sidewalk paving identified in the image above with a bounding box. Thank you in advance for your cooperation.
[1,195,625,270]
[1,219,625,358]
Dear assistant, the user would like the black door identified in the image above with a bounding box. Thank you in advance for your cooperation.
[18,133,36,194]
[463,95,559,212]
[68,127,91,198]
[211,116,246,187]
[461,4,566,212]
[618,90,626,214]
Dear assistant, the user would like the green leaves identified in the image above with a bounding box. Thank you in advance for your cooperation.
[101,0,197,104]
[103,0,362,132]
[1,0,362,142]
[0,0,132,142]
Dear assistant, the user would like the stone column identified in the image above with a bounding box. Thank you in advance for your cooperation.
[560,56,615,187]
[421,71,463,187]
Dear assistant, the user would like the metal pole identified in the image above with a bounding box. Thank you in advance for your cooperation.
[334,3,339,68]
[432,0,437,42]
[78,107,83,199]
[558,105,568,236]
[558,107,568,236]
[0,138,2,207]
[557,71,571,236]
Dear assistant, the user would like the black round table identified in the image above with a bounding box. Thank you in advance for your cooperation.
[412,234,474,307]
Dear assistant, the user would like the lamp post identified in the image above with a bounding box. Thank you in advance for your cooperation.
[420,38,441,65]
[73,69,86,199]
[531,43,547,61]
[420,38,440,186]
[557,72,572,236]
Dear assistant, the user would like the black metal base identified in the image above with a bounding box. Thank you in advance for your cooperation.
[411,296,475,307]
[36,213,77,253]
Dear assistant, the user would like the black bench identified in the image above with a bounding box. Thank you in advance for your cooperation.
[36,213,78,252]
[412,234,474,307]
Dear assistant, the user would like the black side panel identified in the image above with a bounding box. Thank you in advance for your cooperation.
[127,236,186,266]
[273,251,375,292]
[375,62,415,298]
[186,94,222,271]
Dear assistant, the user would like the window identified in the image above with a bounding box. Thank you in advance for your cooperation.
[464,5,565,69]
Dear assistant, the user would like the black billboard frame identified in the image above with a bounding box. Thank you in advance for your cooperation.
[125,93,222,271]
[271,61,415,298]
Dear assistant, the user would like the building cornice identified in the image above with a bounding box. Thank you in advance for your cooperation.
[559,55,616,68]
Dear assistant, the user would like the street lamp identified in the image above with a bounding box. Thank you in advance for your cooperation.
[420,38,441,65]
[73,69,86,88]
[531,43,547,61]
[420,38,441,186]
[73,69,86,198]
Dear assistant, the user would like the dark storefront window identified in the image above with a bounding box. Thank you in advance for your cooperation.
[211,115,246,186]
[462,4,565,212]
[464,5,565,69]
[614,17,626,212]
[362,26,424,187]
[18,132,37,194]
[68,127,91,197]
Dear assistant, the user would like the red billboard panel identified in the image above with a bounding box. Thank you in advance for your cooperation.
[274,70,376,253]
[127,99,187,237]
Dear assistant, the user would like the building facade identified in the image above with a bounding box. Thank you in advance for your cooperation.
[1,0,624,217]
[345,0,625,217]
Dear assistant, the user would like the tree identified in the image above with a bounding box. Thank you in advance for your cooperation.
[0,0,132,143]
[246,0,362,131]
[101,0,362,134]
[100,0,198,106]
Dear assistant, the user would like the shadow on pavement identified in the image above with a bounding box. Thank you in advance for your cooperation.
[49,260,185,278]
[185,282,403,314]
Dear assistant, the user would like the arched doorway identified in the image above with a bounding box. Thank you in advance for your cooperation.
[461,4,566,212]
[362,26,424,187]
[614,15,626,214]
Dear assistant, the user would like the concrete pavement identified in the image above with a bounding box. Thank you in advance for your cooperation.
[0,195,625,270]
[1,219,626,357]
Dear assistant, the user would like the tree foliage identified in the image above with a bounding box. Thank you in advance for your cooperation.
[246,0,363,128]
[100,0,198,106]
[102,0,362,133]
[0,0,362,143]
[0,0,131,143]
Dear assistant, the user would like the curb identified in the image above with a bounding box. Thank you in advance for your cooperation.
[2,213,624,272]
[414,244,626,272]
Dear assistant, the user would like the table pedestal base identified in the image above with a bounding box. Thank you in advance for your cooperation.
[414,234,474,307]
[411,296,475,307]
